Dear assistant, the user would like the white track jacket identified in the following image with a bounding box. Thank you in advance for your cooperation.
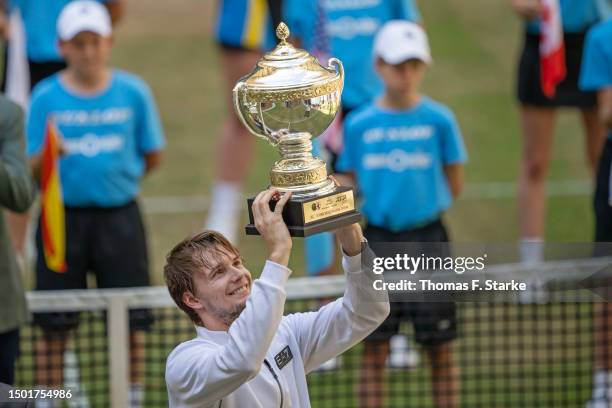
[165,248,390,408]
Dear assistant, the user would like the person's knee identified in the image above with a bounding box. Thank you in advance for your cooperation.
[425,342,453,367]
[523,155,548,182]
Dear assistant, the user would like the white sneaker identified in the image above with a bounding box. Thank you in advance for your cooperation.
[386,335,420,369]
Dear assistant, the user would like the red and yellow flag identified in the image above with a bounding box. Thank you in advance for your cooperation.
[40,119,66,273]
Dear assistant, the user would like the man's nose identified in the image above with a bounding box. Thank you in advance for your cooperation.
[228,266,244,281]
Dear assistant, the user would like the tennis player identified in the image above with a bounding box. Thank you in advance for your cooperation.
[164,187,390,407]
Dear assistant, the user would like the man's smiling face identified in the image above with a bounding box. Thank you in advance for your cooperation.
[187,245,253,329]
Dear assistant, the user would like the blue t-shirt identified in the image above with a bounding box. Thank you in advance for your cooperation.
[580,18,612,140]
[27,70,166,207]
[215,0,277,51]
[337,97,467,231]
[285,0,421,110]
[9,0,109,62]
[525,0,608,34]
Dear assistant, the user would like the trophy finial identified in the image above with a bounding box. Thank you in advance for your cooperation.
[276,22,290,44]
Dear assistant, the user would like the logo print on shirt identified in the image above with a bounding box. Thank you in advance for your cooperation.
[327,17,379,40]
[363,149,432,172]
[64,133,124,157]
[274,346,293,370]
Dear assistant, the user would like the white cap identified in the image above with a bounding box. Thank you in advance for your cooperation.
[57,1,112,41]
[373,21,432,65]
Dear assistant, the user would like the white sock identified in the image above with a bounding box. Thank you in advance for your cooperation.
[390,334,408,353]
[205,182,242,243]
[592,370,612,400]
[130,383,144,408]
[519,237,544,264]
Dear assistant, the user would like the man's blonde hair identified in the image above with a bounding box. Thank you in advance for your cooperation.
[164,231,239,326]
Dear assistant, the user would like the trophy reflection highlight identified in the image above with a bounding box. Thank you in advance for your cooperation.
[233,22,361,237]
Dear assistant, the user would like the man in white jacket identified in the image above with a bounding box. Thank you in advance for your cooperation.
[164,188,390,407]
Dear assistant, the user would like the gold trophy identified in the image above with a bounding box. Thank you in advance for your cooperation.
[234,22,361,237]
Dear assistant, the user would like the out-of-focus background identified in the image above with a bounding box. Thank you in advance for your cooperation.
[97,0,592,284]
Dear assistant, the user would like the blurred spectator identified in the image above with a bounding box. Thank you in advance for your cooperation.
[0,94,36,386]
[580,16,612,408]
[337,22,467,408]
[0,0,123,269]
[285,0,423,364]
[204,0,281,244]
[285,0,422,168]
[511,0,608,264]
[25,2,164,407]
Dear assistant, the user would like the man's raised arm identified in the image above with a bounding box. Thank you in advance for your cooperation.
[165,189,293,405]
[284,222,390,373]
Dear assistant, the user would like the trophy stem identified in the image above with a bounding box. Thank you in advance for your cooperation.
[270,131,336,199]
[277,132,313,160]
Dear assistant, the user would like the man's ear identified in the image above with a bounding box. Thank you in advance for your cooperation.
[183,291,204,312]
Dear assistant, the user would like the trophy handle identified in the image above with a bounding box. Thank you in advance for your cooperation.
[327,57,344,84]
[232,81,275,144]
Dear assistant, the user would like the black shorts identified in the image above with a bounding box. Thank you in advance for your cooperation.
[595,138,612,243]
[33,201,153,334]
[363,220,458,346]
[28,60,67,90]
[517,32,597,108]
[215,0,283,52]
[0,52,66,92]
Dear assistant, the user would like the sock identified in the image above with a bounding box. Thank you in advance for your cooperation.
[130,383,144,408]
[591,370,612,400]
[519,237,544,264]
[390,334,408,354]
[205,182,242,243]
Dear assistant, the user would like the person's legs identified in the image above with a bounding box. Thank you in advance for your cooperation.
[35,334,68,388]
[204,47,261,243]
[91,202,152,407]
[0,329,20,385]
[590,139,612,405]
[517,105,557,263]
[359,339,390,408]
[425,342,459,408]
[580,108,606,176]
[33,209,87,390]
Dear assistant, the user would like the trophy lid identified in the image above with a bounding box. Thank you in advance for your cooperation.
[236,22,343,102]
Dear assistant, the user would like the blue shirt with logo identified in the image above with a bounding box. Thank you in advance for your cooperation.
[27,70,166,207]
[337,97,467,231]
[525,0,609,34]
[9,0,109,62]
[284,0,421,110]
[580,18,612,140]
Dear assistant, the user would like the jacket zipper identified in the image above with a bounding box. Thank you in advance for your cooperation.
[264,359,283,408]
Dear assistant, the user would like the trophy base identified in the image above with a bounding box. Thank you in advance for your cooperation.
[245,186,362,237]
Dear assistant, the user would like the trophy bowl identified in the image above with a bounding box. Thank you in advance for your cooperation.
[234,23,361,237]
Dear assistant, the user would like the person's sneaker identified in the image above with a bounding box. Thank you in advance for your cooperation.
[586,397,612,408]
[386,334,420,369]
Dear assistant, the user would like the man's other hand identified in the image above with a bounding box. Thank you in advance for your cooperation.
[252,188,292,266]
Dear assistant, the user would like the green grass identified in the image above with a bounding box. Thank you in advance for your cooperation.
[10,0,603,406]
